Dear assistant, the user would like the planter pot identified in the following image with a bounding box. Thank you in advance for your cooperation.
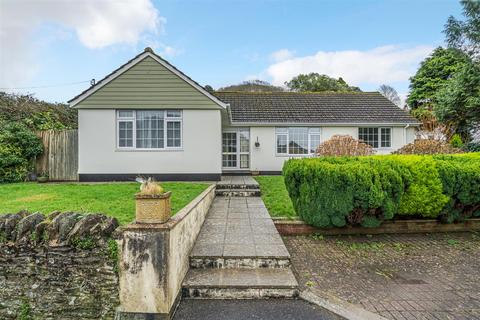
[37,176,48,183]
[135,191,172,224]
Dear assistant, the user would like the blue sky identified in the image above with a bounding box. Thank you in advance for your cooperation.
[0,0,462,103]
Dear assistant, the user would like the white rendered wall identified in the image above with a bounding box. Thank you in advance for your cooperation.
[248,125,418,172]
[78,109,221,174]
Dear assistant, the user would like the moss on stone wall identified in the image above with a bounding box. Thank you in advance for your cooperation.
[0,211,120,319]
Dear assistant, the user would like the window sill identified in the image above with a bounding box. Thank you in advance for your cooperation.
[115,148,184,152]
[275,154,315,158]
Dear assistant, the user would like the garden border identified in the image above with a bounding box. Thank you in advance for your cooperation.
[274,218,480,236]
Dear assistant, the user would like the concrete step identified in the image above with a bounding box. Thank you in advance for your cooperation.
[182,268,299,299]
[215,189,261,197]
[190,256,291,269]
[216,184,260,190]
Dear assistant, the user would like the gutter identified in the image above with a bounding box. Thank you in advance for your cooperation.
[226,122,421,127]
[403,123,411,145]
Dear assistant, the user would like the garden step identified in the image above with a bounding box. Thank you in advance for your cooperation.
[182,268,299,299]
[215,189,261,197]
[190,256,291,269]
[215,184,260,190]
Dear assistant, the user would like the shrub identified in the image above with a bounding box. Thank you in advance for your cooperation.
[392,155,449,217]
[0,121,43,183]
[0,144,29,182]
[283,156,406,228]
[449,134,464,148]
[316,135,374,156]
[0,92,77,130]
[394,139,463,155]
[283,153,480,228]
[463,141,480,152]
[433,153,480,222]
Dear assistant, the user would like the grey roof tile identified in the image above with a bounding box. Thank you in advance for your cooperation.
[215,92,419,124]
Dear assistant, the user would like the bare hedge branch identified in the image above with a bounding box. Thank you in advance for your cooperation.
[316,135,375,157]
[393,139,464,155]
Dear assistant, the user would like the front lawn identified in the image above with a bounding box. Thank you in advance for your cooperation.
[0,182,210,225]
[254,176,297,219]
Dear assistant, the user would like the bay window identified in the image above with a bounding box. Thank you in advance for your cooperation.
[117,110,182,149]
[276,127,321,155]
[358,127,391,148]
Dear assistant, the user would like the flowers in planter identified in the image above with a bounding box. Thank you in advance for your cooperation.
[136,177,165,195]
[134,177,171,224]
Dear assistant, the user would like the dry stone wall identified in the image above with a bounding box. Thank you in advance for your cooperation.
[0,211,120,320]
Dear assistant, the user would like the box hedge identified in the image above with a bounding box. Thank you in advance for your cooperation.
[283,153,480,228]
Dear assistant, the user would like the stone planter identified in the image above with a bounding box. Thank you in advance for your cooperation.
[135,191,172,224]
[37,176,48,183]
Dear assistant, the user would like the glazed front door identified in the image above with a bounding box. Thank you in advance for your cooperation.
[222,129,250,170]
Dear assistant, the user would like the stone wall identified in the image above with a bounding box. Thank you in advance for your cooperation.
[0,211,120,320]
[117,184,215,318]
[167,184,216,309]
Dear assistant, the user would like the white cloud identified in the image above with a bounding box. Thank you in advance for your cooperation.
[266,45,433,87]
[0,0,165,88]
[270,49,295,62]
[141,35,183,58]
[161,46,183,58]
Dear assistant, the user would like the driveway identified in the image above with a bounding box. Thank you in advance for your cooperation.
[284,232,480,320]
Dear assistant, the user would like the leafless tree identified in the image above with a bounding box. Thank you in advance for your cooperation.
[378,84,401,107]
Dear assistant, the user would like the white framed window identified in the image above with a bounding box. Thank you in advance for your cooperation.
[380,128,391,148]
[275,127,321,156]
[116,110,182,149]
[117,111,134,148]
[358,127,391,148]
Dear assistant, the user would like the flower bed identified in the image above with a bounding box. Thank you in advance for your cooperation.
[283,153,480,228]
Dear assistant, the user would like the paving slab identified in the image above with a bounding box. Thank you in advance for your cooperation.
[183,268,298,289]
[190,196,290,259]
[217,175,259,187]
[223,244,257,257]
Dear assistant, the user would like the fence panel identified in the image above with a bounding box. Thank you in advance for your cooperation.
[36,130,78,181]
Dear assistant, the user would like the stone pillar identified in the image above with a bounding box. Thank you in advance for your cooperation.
[115,224,173,320]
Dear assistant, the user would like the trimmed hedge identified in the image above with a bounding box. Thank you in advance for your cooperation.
[283,153,480,228]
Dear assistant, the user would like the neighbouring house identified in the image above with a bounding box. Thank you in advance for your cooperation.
[69,48,419,181]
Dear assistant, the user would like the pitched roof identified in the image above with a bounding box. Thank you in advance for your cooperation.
[68,48,227,108]
[215,92,419,124]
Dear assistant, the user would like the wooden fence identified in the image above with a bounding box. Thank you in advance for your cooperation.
[36,130,78,181]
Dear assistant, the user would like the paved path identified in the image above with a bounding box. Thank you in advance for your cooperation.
[184,195,297,298]
[217,175,259,187]
[285,232,480,320]
[191,196,289,259]
[173,299,337,320]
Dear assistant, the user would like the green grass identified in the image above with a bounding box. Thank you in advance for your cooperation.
[254,176,297,219]
[0,182,210,225]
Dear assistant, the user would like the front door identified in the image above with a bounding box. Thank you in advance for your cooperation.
[222,128,250,170]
